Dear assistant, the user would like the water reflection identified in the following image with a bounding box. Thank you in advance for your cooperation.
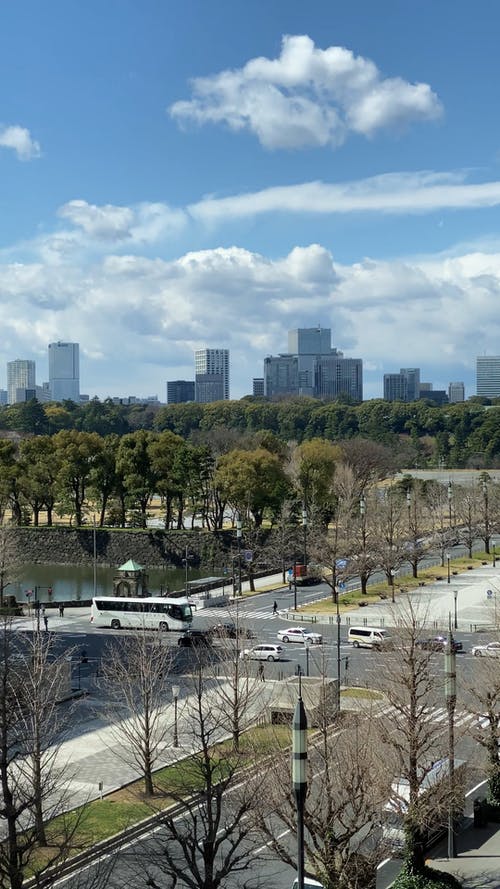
[8,564,207,604]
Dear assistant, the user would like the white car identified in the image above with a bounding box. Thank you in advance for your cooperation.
[471,641,500,658]
[240,644,283,661]
[277,627,323,644]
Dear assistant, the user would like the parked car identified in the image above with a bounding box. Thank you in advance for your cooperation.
[277,627,322,644]
[208,622,256,640]
[239,644,283,662]
[471,641,500,658]
[177,629,213,648]
[416,635,463,652]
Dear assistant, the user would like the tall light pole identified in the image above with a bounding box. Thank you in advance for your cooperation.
[183,545,193,596]
[447,480,453,528]
[446,552,451,584]
[482,478,490,554]
[359,493,366,594]
[336,590,341,712]
[445,619,457,859]
[390,568,396,603]
[236,513,242,595]
[453,589,458,630]
[172,684,180,748]
[305,638,311,677]
[293,668,308,889]
[302,506,308,572]
[93,516,97,599]
[493,539,497,568]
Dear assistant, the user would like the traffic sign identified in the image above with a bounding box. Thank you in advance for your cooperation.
[486,589,493,599]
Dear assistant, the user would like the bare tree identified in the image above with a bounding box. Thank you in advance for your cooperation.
[99,631,174,797]
[124,662,262,889]
[466,648,500,806]
[374,601,464,876]
[454,483,481,558]
[0,619,86,889]
[254,691,391,889]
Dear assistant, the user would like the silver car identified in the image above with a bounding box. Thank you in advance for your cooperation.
[240,644,283,661]
[277,627,322,644]
[471,641,500,657]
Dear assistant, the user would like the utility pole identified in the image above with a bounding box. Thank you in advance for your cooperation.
[445,617,457,859]
[293,667,307,889]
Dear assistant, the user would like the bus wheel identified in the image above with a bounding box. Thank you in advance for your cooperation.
[159,621,169,632]
[111,619,121,630]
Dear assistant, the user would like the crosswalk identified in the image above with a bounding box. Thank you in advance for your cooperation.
[196,604,278,621]
[374,703,491,731]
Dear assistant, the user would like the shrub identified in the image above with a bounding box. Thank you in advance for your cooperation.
[392,864,462,889]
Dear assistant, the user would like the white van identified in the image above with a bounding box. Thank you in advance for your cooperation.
[347,626,390,649]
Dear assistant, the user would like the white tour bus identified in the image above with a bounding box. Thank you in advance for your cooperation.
[90,596,193,632]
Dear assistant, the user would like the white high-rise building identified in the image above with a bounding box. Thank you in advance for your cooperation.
[7,359,36,404]
[448,382,465,403]
[195,349,230,403]
[476,356,500,399]
[48,342,80,402]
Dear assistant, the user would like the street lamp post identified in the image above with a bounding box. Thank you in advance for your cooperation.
[172,684,180,748]
[305,638,311,677]
[183,545,193,597]
[447,480,453,528]
[302,506,308,572]
[360,493,366,593]
[453,589,458,630]
[446,552,451,584]
[390,569,396,603]
[236,514,242,595]
[293,667,308,889]
[482,478,490,554]
[445,621,457,859]
[492,539,497,568]
[336,591,341,712]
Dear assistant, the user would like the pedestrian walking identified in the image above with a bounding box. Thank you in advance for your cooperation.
[58,603,64,617]
[273,601,278,615]
[43,613,48,632]
[257,662,265,681]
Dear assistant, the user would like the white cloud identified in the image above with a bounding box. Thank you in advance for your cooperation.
[170,35,442,149]
[0,125,40,160]
[189,171,500,224]
[58,199,187,245]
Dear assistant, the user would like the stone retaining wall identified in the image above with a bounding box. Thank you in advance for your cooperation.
[3,526,229,569]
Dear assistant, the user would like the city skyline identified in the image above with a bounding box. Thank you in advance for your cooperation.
[2,3,500,399]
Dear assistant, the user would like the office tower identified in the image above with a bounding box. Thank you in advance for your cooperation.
[448,382,465,403]
[194,349,230,403]
[476,356,500,398]
[0,390,7,406]
[314,356,363,402]
[264,355,299,398]
[48,342,80,402]
[400,368,421,401]
[384,373,407,402]
[252,378,265,397]
[7,359,36,404]
[167,380,195,404]
[288,326,332,395]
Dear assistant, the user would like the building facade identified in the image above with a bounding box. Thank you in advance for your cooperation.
[167,380,195,404]
[264,327,363,401]
[476,357,500,398]
[448,382,465,403]
[7,359,36,404]
[48,342,80,402]
[252,378,265,397]
[194,349,230,403]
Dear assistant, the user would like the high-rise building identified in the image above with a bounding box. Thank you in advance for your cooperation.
[315,356,363,402]
[400,368,421,401]
[384,373,407,402]
[167,380,195,404]
[252,378,265,397]
[194,349,230,403]
[264,355,299,398]
[448,382,465,403]
[7,359,36,404]
[476,356,500,398]
[263,326,363,401]
[48,342,80,402]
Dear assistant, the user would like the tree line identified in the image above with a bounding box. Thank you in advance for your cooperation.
[4,395,500,468]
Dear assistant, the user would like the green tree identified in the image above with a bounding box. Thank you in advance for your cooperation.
[215,447,290,527]
[116,430,157,528]
[18,436,60,526]
[53,430,103,526]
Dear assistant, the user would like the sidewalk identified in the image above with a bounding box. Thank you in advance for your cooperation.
[427,820,500,888]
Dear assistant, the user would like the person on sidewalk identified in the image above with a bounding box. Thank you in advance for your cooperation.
[43,613,49,632]
[59,603,64,617]
[258,662,265,681]
[273,601,278,615]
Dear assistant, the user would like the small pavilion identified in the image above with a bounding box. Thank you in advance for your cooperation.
[112,559,149,598]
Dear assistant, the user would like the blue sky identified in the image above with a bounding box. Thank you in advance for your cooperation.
[2,0,500,401]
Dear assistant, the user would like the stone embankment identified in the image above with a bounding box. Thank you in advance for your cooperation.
[4,526,228,569]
